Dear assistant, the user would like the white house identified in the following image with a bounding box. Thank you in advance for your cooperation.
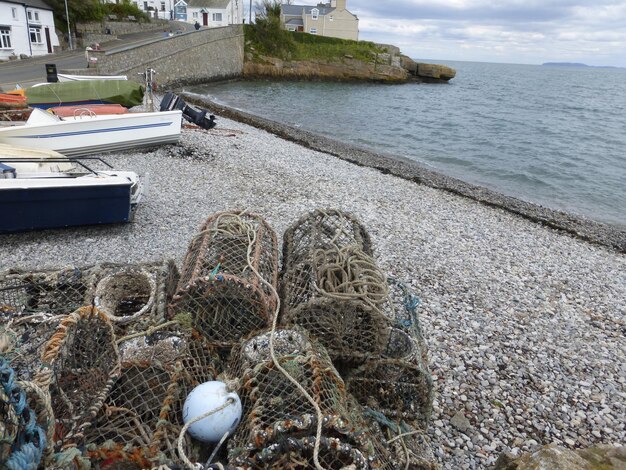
[0,0,59,60]
[172,0,242,26]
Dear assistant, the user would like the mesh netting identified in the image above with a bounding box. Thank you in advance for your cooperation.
[35,306,121,453]
[227,327,389,469]
[281,210,390,364]
[171,211,279,348]
[0,267,87,316]
[88,260,180,339]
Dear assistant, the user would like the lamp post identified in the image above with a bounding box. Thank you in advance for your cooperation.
[64,0,73,50]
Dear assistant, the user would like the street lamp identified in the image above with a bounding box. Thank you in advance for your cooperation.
[64,0,73,50]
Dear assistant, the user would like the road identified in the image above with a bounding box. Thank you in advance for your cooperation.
[0,21,193,90]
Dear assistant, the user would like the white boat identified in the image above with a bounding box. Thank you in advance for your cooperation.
[0,144,142,233]
[57,73,128,82]
[0,108,182,157]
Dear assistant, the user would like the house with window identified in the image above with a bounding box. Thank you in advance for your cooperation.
[0,0,59,60]
[281,0,358,41]
[185,0,242,27]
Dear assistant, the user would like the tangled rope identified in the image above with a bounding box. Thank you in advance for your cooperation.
[0,357,46,470]
[313,245,389,309]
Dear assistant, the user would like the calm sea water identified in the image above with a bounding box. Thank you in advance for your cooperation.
[189,61,626,228]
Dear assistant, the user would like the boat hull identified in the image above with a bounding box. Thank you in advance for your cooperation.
[0,179,132,233]
[0,110,182,157]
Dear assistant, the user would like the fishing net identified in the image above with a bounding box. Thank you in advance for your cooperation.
[0,267,88,316]
[281,209,390,365]
[0,358,47,470]
[226,327,388,469]
[347,278,436,468]
[35,306,121,454]
[89,260,180,338]
[171,211,279,349]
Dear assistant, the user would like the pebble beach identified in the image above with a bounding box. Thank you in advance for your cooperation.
[1,112,625,469]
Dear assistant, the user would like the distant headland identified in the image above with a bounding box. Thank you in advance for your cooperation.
[542,62,622,69]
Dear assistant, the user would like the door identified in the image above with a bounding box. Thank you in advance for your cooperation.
[44,27,52,53]
[202,12,208,26]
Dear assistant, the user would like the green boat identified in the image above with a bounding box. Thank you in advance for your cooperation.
[26,80,144,110]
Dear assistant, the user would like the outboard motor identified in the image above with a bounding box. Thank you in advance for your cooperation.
[160,92,216,130]
[160,91,186,112]
[182,105,216,130]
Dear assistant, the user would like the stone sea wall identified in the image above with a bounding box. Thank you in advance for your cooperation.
[94,25,244,88]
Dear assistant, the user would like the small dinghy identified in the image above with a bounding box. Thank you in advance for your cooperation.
[0,144,142,233]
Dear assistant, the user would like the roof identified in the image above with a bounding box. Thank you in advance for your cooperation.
[2,0,54,10]
[284,18,303,26]
[186,0,230,8]
[281,4,335,16]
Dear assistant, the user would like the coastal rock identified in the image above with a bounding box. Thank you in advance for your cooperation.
[491,444,626,469]
[416,63,457,82]
[243,55,408,82]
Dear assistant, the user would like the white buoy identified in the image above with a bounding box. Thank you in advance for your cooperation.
[183,381,242,443]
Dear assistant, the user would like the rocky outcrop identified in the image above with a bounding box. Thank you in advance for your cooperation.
[243,54,408,82]
[491,444,626,470]
[400,54,456,82]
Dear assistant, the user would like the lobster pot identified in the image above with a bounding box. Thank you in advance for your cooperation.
[0,311,63,382]
[284,297,390,365]
[171,212,279,348]
[84,360,176,469]
[227,328,386,469]
[0,267,88,316]
[282,209,373,268]
[89,260,180,338]
[347,358,433,430]
[35,306,121,453]
[0,359,46,470]
[151,331,222,467]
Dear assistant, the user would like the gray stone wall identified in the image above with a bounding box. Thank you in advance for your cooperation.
[94,26,244,88]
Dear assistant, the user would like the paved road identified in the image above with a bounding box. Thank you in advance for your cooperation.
[0,21,193,90]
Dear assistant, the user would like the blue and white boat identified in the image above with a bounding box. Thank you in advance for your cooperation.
[0,144,142,233]
[0,108,182,157]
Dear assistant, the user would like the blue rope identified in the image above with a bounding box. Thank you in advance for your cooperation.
[0,357,46,469]
[387,276,422,335]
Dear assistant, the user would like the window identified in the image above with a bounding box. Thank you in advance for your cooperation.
[29,27,42,43]
[212,12,222,21]
[192,12,198,17]
[11,7,17,19]
[27,11,32,20]
[311,8,318,20]
[161,1,165,10]
[34,12,39,21]
[310,27,317,34]
[329,15,333,21]
[0,27,11,48]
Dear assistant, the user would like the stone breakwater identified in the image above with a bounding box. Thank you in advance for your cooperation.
[0,114,624,469]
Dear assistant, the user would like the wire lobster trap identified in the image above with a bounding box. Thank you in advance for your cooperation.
[83,322,222,468]
[226,327,389,469]
[171,211,279,349]
[35,306,121,454]
[281,209,391,364]
[347,277,434,433]
[88,260,180,338]
[0,267,88,316]
[282,208,373,266]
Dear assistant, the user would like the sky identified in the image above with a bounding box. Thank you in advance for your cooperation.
[265,0,626,66]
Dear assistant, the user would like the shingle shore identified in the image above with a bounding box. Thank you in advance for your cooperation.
[1,116,624,469]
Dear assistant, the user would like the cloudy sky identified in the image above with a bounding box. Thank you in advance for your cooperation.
[270,0,626,66]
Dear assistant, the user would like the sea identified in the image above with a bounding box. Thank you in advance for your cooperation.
[188,61,626,228]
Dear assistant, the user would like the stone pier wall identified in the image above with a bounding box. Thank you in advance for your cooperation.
[94,25,244,88]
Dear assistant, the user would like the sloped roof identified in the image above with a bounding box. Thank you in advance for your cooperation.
[4,0,54,11]
[284,18,303,26]
[187,0,230,8]
[281,4,335,16]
